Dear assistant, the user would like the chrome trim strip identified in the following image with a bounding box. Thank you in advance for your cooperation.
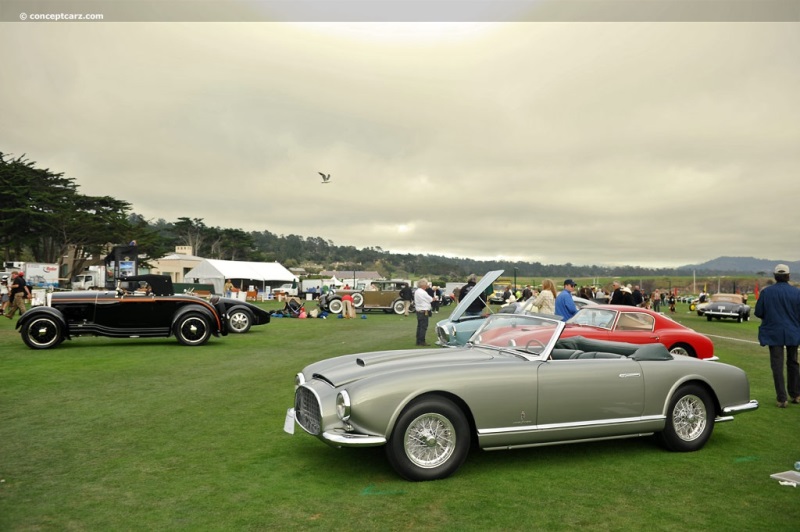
[483,433,654,451]
[478,415,664,436]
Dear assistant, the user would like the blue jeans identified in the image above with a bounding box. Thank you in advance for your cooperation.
[416,311,429,345]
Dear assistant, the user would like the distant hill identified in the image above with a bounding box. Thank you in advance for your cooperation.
[679,256,800,274]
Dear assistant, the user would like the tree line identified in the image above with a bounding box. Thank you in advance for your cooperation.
[2,152,703,281]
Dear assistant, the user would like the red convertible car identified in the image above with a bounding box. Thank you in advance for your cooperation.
[561,305,715,359]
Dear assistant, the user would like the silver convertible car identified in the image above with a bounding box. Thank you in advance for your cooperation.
[286,313,757,481]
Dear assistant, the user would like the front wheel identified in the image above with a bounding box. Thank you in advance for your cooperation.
[706,315,712,321]
[228,309,252,333]
[328,298,344,314]
[656,384,714,452]
[21,316,63,349]
[173,312,211,346]
[393,300,406,315]
[386,396,470,481]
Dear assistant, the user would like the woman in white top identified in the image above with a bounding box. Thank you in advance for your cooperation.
[531,279,558,315]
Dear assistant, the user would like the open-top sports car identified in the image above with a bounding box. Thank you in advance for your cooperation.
[286,313,757,481]
[699,294,751,323]
[15,274,270,349]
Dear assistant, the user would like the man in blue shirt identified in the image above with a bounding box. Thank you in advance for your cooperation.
[755,264,800,408]
[555,279,578,321]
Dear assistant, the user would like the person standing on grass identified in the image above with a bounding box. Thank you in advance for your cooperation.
[399,282,413,317]
[341,292,355,319]
[554,279,578,321]
[414,279,433,346]
[4,271,30,319]
[755,264,800,408]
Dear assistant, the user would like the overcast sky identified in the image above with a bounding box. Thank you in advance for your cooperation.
[2,9,798,267]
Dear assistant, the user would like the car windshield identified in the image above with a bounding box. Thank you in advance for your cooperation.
[468,313,564,359]
[567,308,617,329]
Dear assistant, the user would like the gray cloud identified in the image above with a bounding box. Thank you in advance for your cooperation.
[2,22,798,267]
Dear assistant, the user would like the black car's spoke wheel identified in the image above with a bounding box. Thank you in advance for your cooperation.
[386,397,469,481]
[351,293,364,308]
[328,299,344,314]
[21,317,63,349]
[669,343,696,358]
[173,313,211,346]
[393,300,406,315]
[228,309,252,334]
[657,384,714,452]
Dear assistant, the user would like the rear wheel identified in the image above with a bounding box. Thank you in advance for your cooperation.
[706,315,712,321]
[173,312,211,346]
[328,299,344,314]
[393,300,406,315]
[228,309,252,333]
[386,396,470,481]
[351,293,364,308]
[656,384,714,452]
[669,343,696,358]
[21,316,63,349]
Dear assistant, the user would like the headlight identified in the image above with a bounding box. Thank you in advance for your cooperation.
[336,390,351,421]
[295,372,305,389]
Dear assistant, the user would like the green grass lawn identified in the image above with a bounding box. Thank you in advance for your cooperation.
[1,301,799,531]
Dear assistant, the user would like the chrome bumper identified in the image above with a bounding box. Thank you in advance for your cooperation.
[323,430,386,447]
[716,400,759,422]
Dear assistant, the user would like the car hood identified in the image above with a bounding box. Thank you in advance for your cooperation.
[447,270,504,322]
[304,347,495,387]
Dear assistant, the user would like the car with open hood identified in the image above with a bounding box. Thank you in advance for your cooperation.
[699,293,751,322]
[15,274,270,349]
[286,312,757,481]
[435,271,596,347]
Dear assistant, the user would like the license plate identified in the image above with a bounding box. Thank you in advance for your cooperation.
[283,408,296,434]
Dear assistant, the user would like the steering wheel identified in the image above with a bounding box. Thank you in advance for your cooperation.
[524,338,545,353]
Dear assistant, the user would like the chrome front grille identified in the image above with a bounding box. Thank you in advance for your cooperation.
[295,386,322,435]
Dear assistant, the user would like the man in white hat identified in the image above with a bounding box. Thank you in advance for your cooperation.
[755,264,800,408]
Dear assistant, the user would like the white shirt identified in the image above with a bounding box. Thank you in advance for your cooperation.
[414,288,433,311]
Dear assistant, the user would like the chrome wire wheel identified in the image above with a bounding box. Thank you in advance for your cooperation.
[403,412,456,469]
[671,394,707,442]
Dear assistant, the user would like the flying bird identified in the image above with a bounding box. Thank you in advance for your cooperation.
[319,172,331,184]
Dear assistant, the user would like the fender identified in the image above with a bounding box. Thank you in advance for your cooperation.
[224,303,267,325]
[16,306,71,339]
[172,303,227,337]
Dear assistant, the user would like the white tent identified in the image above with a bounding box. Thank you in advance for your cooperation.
[183,259,297,295]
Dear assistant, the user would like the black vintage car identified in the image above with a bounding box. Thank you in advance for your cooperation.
[702,293,751,323]
[15,274,270,349]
